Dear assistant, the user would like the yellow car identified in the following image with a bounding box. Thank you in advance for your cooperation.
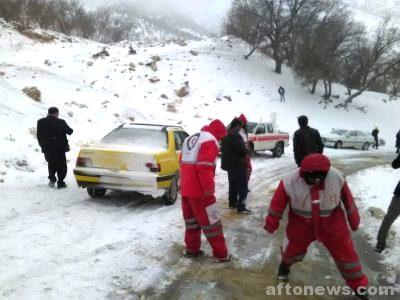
[73,123,189,205]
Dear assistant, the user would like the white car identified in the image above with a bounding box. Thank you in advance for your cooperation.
[322,129,375,150]
[362,131,385,146]
[246,122,290,157]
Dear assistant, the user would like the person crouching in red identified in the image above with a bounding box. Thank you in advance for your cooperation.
[180,119,231,262]
[264,154,369,299]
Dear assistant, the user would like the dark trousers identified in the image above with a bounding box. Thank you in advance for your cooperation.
[227,167,248,211]
[44,151,67,183]
[373,138,379,149]
[377,196,400,245]
[280,94,285,102]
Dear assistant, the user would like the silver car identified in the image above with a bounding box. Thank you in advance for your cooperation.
[322,129,375,150]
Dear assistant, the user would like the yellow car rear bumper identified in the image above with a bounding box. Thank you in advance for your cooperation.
[74,167,174,194]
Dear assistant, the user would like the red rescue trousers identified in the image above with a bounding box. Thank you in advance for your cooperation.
[181,196,228,259]
[281,219,368,291]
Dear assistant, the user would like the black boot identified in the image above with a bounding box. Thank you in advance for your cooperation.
[57,181,67,189]
[277,262,290,281]
[355,287,369,300]
[374,240,386,253]
[183,249,204,258]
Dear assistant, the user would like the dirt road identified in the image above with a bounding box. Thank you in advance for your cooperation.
[156,152,397,300]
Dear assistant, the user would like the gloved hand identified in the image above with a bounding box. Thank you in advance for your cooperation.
[348,213,360,231]
[264,215,279,234]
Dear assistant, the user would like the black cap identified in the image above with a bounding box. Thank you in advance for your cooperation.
[230,117,242,129]
[298,115,308,127]
[48,107,59,115]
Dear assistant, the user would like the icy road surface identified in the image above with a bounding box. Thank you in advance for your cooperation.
[0,150,397,299]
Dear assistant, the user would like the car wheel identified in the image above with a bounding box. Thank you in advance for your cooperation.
[362,142,370,151]
[273,142,284,158]
[87,188,107,198]
[163,175,178,205]
[335,141,343,149]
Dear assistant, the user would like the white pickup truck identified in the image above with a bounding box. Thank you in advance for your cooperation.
[246,122,290,157]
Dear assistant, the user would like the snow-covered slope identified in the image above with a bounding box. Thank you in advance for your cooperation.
[110,2,212,43]
[0,20,399,182]
[128,13,210,43]
[344,0,400,30]
[1,19,400,298]
[348,165,400,286]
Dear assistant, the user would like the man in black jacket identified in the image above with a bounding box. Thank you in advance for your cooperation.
[375,153,400,253]
[221,118,251,214]
[372,127,379,149]
[278,86,285,102]
[37,107,73,188]
[293,115,324,167]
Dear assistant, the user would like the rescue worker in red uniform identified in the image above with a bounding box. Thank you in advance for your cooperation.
[238,114,252,187]
[264,154,369,299]
[180,119,231,262]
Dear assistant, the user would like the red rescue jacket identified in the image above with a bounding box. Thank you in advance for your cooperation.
[265,168,360,242]
[180,120,226,198]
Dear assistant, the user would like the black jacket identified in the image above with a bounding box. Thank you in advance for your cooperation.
[372,129,379,138]
[393,154,400,197]
[37,116,73,153]
[293,126,324,166]
[220,130,247,171]
[396,131,400,148]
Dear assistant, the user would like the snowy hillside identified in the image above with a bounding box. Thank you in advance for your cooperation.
[344,0,400,29]
[345,0,400,19]
[1,19,400,298]
[1,19,399,183]
[129,17,208,43]
[348,166,400,285]
[111,2,212,43]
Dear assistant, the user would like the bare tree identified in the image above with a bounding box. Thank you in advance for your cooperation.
[225,0,266,60]
[0,0,26,23]
[77,11,95,39]
[55,0,85,35]
[340,19,400,104]
[226,0,326,73]
[294,3,364,99]
[387,66,400,97]
[104,15,132,43]
[25,0,57,29]
[94,6,111,42]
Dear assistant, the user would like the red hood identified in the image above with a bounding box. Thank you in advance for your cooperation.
[204,119,227,141]
[238,114,248,125]
[300,154,331,173]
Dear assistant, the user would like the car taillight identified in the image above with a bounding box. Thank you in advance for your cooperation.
[76,157,93,167]
[145,162,161,172]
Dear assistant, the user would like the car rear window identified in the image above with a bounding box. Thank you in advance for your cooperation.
[246,122,257,133]
[101,128,168,149]
[331,129,347,135]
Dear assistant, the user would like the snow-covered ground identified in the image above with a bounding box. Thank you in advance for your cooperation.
[1,19,400,298]
[1,19,399,184]
[0,166,190,299]
[2,149,395,299]
[348,165,400,285]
